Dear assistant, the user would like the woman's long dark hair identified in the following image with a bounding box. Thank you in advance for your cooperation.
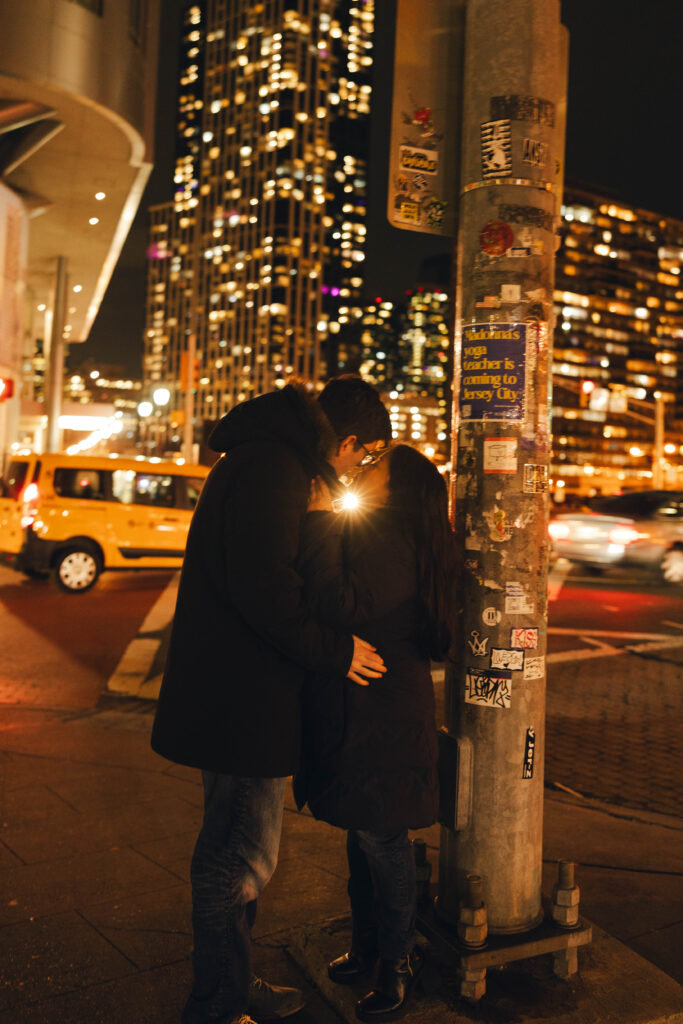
[387,445,457,661]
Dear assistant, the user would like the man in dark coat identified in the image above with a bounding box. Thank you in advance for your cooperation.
[151,377,391,1024]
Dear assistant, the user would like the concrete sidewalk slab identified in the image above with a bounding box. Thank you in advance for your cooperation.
[288,915,683,1024]
[1,703,681,1023]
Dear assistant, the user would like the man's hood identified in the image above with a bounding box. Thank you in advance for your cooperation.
[209,384,338,480]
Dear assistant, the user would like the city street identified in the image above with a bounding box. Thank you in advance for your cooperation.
[1,560,681,820]
[1,561,681,709]
[1,561,681,1022]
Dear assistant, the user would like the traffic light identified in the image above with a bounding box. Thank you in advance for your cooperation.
[0,377,14,401]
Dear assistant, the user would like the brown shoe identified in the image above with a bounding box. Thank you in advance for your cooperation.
[247,975,306,1020]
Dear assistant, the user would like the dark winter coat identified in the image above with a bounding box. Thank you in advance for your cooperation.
[151,386,354,777]
[295,508,439,832]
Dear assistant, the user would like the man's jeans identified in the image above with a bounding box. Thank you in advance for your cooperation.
[182,773,286,1024]
[346,828,416,961]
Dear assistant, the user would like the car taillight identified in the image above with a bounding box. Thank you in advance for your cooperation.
[20,482,39,529]
[548,521,571,540]
[608,525,647,545]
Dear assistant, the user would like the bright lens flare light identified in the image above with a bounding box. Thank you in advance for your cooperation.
[341,491,360,511]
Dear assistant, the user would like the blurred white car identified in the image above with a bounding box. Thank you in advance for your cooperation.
[549,490,683,584]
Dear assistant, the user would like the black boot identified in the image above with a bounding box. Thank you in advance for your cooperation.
[355,949,423,1022]
[328,929,379,985]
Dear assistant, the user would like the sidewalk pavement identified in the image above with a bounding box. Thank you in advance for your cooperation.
[1,687,681,1024]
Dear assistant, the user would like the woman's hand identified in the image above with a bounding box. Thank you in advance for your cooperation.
[308,476,334,512]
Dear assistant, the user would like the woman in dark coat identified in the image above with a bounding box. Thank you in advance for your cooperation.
[297,444,457,1023]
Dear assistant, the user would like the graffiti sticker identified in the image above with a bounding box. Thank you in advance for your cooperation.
[481,119,512,178]
[467,630,490,656]
[399,145,438,175]
[465,668,512,709]
[511,627,538,649]
[490,648,524,671]
[490,96,555,127]
[522,137,549,167]
[523,728,536,778]
[524,656,545,679]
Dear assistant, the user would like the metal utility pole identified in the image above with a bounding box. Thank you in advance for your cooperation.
[653,391,664,489]
[45,255,67,453]
[183,326,197,463]
[420,0,591,997]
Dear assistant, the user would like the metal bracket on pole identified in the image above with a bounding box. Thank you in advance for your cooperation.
[437,728,473,831]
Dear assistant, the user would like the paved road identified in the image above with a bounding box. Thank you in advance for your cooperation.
[1,561,681,817]
[0,566,173,709]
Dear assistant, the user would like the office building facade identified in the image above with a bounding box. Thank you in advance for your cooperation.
[143,0,374,439]
[553,185,683,495]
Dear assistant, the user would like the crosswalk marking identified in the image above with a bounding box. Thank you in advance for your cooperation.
[106,573,179,697]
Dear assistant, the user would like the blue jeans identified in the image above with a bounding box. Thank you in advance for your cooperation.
[347,828,416,961]
[182,773,286,1024]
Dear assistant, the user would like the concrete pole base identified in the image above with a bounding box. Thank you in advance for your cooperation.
[418,892,592,1002]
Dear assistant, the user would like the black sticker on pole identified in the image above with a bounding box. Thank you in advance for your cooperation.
[460,323,526,421]
[523,728,536,779]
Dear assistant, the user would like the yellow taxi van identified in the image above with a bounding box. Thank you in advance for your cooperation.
[0,452,209,593]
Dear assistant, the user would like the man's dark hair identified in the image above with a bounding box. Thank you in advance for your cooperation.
[317,375,392,445]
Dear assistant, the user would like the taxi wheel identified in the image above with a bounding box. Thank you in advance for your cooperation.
[660,548,683,585]
[53,546,102,594]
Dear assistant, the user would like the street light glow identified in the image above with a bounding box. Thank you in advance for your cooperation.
[138,401,153,417]
[153,387,171,406]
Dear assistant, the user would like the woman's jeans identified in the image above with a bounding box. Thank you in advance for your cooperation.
[183,773,286,1023]
[346,828,416,961]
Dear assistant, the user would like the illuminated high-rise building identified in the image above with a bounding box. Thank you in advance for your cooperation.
[143,0,374,443]
[553,185,683,496]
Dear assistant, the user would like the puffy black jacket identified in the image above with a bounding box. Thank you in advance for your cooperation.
[295,509,439,831]
[151,386,354,777]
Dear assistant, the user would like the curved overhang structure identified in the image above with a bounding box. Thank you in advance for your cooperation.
[0,0,160,344]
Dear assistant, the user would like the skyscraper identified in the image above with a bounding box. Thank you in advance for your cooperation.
[143,0,374,446]
[553,185,683,496]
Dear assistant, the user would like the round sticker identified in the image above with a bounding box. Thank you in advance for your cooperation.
[479,220,514,256]
[482,606,502,626]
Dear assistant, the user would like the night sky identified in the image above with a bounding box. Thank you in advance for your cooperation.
[78,0,683,377]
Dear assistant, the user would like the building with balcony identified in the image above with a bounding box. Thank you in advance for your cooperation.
[143,0,374,442]
[0,0,160,455]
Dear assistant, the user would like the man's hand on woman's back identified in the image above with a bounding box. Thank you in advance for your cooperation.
[348,636,386,686]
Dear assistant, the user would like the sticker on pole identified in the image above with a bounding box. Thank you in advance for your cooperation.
[484,437,518,474]
[467,631,489,656]
[479,220,514,256]
[482,606,502,626]
[386,0,460,236]
[490,648,524,671]
[504,581,534,615]
[481,120,512,177]
[511,627,538,650]
[460,324,526,422]
[465,668,512,709]
[523,728,536,779]
[523,464,549,493]
[524,656,545,679]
